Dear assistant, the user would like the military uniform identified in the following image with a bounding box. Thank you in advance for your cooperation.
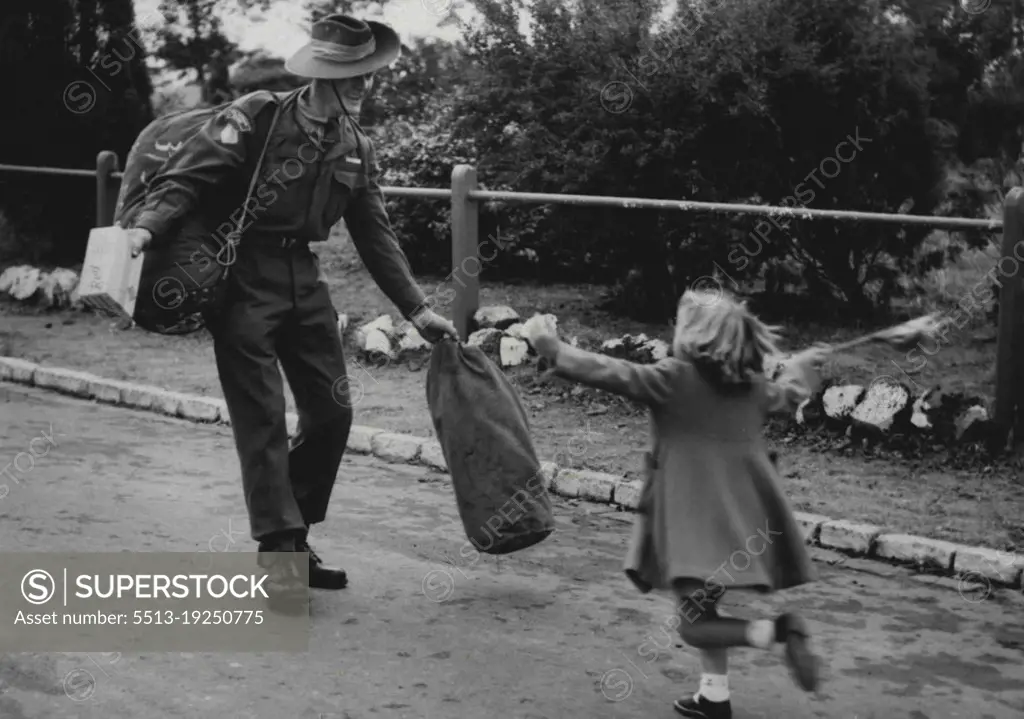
[133,87,427,549]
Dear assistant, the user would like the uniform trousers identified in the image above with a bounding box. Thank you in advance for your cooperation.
[205,237,353,541]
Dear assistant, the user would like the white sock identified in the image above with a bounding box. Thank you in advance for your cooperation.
[696,673,730,702]
[745,619,776,649]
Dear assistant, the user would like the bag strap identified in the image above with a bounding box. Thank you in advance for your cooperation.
[218,94,290,269]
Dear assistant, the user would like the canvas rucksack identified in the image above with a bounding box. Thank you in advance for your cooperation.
[113,91,289,334]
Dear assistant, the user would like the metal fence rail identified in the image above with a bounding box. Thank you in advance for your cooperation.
[1,153,1021,451]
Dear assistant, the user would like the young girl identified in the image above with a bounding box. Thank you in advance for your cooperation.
[523,288,830,719]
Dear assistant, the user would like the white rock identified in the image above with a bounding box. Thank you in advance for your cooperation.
[601,333,667,363]
[910,391,932,429]
[499,336,529,367]
[955,405,988,440]
[639,338,670,362]
[822,385,864,421]
[0,265,31,293]
[337,313,349,335]
[850,379,911,432]
[819,519,882,553]
[361,313,395,337]
[600,337,628,358]
[9,267,42,301]
[397,324,430,354]
[474,305,520,330]
[467,327,503,354]
[505,322,527,340]
[371,432,423,463]
[518,313,558,350]
[910,386,955,430]
[362,328,395,359]
[875,533,958,570]
[41,268,78,308]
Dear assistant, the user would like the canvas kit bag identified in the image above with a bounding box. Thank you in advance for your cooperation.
[112,92,289,334]
[426,339,555,555]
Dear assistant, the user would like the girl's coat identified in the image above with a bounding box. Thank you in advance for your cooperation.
[549,345,818,594]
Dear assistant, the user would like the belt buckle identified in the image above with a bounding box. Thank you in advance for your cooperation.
[280,237,296,249]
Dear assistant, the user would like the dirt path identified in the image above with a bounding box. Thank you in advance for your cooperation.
[3,305,1023,550]
[1,383,1022,719]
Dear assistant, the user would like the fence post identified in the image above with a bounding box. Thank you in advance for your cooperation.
[994,187,1024,451]
[95,151,119,227]
[451,164,480,340]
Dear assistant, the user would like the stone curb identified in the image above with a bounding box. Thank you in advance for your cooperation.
[3,356,1022,591]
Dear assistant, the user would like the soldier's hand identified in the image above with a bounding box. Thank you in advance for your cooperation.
[410,308,459,343]
[123,227,152,258]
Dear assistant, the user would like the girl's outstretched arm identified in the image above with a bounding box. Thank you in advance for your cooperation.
[544,341,676,406]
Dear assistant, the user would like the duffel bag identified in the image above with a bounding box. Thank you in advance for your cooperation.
[426,339,555,555]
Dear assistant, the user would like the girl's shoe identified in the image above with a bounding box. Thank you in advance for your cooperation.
[776,612,819,691]
[673,694,732,719]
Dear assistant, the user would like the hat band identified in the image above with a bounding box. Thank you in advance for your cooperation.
[309,37,376,63]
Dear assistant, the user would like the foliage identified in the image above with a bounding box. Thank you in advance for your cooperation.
[231,53,306,94]
[375,0,1022,320]
[0,0,154,265]
[152,0,239,104]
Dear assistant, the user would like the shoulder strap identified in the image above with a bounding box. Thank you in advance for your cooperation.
[233,87,303,236]
[237,100,285,233]
[218,98,287,269]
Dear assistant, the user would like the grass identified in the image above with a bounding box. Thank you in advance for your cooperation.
[1,224,1022,552]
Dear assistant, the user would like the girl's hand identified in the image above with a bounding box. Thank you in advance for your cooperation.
[522,313,560,360]
[789,343,832,369]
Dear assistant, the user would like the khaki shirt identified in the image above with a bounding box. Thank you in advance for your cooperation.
[134,88,427,318]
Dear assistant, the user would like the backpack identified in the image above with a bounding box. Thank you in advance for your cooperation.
[114,91,288,335]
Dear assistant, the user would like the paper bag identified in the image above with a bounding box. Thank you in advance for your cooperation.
[78,226,144,321]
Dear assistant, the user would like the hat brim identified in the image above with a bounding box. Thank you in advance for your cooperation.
[284,21,400,79]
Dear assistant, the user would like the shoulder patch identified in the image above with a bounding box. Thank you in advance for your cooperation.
[220,107,252,133]
[218,123,240,145]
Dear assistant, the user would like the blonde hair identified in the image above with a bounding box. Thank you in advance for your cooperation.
[672,288,783,386]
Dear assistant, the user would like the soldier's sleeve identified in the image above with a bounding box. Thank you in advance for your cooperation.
[132,99,269,244]
[344,140,428,320]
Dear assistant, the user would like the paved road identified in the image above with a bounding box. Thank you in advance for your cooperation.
[0,382,1022,719]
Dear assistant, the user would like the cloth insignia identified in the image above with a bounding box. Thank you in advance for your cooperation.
[219,123,239,145]
[155,140,183,154]
[222,107,252,133]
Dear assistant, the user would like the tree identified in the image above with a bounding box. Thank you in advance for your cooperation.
[375,0,959,319]
[152,0,238,104]
[0,0,154,265]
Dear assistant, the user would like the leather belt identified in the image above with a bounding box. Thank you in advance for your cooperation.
[244,234,308,250]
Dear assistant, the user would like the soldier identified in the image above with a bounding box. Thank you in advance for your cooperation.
[122,14,458,607]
